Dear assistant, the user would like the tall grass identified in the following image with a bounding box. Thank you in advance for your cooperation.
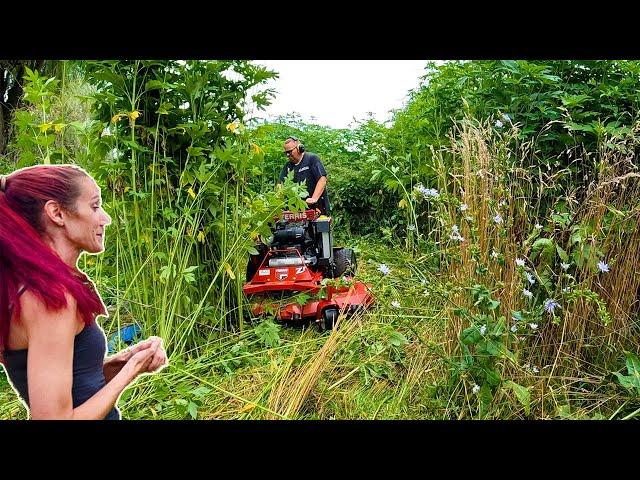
[420,117,640,418]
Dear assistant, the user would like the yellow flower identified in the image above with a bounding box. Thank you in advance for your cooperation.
[188,187,196,199]
[251,143,263,154]
[226,121,239,133]
[53,123,64,133]
[224,262,236,280]
[197,230,206,244]
[111,114,122,123]
[129,110,140,121]
[39,122,53,133]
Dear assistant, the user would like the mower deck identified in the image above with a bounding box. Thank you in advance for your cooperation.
[247,276,374,323]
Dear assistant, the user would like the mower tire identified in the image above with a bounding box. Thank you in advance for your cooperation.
[319,307,339,332]
[333,248,357,278]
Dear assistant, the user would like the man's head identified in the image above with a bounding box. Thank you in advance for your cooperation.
[284,136,304,164]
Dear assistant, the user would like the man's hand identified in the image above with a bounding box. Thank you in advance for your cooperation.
[305,197,317,205]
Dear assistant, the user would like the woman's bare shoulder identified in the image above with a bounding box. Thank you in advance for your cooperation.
[19,289,79,333]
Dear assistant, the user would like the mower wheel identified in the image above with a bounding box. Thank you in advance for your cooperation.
[319,308,339,331]
[333,248,357,277]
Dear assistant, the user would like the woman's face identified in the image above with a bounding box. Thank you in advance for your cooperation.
[64,176,111,254]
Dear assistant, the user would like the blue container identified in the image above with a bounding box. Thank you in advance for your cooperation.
[108,324,142,353]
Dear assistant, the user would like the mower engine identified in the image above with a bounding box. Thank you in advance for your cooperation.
[268,210,333,273]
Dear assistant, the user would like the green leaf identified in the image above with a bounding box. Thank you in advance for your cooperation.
[461,326,481,345]
[504,380,531,415]
[625,351,640,378]
[485,340,501,356]
[295,292,312,307]
[389,331,409,347]
[614,351,640,395]
[500,60,520,73]
[188,401,198,419]
[487,299,500,310]
[461,344,474,370]
[531,238,555,264]
[484,368,501,387]
[494,316,506,336]
[556,245,569,262]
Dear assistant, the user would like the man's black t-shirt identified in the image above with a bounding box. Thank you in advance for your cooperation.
[279,152,330,214]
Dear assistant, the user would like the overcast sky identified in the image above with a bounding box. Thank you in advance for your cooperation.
[247,60,430,129]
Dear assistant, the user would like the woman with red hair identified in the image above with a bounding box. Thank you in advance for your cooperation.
[0,164,167,420]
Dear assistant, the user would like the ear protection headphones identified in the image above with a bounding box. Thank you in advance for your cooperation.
[287,136,305,154]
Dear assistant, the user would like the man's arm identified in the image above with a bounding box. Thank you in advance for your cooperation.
[307,176,327,203]
[306,156,328,204]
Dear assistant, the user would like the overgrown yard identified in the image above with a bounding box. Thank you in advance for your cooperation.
[1,60,640,420]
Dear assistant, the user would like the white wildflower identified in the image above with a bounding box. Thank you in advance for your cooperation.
[378,264,391,275]
[106,148,123,162]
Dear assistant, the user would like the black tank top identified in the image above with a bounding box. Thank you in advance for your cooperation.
[3,318,120,420]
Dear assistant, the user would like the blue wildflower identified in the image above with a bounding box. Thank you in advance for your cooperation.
[544,298,561,314]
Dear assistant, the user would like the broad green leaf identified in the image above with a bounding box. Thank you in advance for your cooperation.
[461,326,481,345]
[188,402,198,419]
[556,244,569,262]
[531,238,555,264]
[504,380,531,415]
[389,331,409,347]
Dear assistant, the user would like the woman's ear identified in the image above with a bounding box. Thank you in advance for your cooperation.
[44,200,65,227]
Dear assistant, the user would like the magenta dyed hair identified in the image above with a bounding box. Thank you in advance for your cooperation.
[0,164,107,352]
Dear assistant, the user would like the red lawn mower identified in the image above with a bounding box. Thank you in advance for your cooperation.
[243,208,374,330]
